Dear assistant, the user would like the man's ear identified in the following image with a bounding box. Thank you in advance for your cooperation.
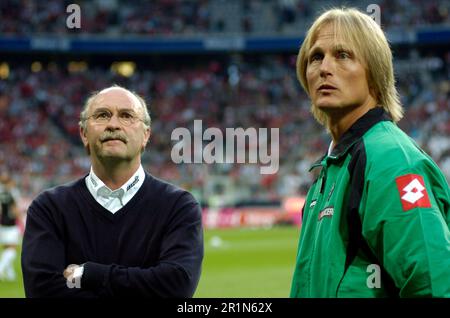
[80,126,88,147]
[80,126,91,155]
[142,127,151,150]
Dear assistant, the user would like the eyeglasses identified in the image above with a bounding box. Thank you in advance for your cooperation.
[86,109,144,126]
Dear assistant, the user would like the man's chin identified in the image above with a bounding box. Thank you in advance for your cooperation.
[97,151,130,161]
[315,101,341,110]
[315,102,357,113]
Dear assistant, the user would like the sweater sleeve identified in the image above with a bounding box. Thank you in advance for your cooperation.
[81,192,204,298]
[362,161,450,297]
[21,201,98,298]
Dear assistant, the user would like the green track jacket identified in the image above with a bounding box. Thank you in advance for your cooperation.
[290,108,450,297]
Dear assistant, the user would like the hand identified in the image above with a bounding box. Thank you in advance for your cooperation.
[63,264,80,280]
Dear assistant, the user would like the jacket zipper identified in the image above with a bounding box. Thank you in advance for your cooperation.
[308,163,327,296]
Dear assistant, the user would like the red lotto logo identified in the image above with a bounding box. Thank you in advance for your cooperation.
[395,174,431,211]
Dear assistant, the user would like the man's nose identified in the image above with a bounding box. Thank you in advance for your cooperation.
[319,55,333,78]
[106,114,122,128]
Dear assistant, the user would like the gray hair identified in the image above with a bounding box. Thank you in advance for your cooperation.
[79,84,151,131]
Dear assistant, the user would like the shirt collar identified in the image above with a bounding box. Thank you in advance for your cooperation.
[310,107,391,170]
[330,107,391,158]
[87,165,145,202]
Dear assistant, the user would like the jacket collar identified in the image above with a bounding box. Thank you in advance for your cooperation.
[310,107,391,170]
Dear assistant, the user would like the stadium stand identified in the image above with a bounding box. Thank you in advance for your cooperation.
[1,0,448,36]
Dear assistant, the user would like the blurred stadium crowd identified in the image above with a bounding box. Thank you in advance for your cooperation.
[1,53,449,205]
[0,0,449,208]
[1,0,449,36]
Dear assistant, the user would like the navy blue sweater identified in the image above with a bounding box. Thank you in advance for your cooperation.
[21,172,203,298]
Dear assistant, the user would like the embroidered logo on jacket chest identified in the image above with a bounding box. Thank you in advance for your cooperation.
[318,206,334,221]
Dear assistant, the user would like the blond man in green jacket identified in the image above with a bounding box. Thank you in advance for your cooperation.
[290,7,450,297]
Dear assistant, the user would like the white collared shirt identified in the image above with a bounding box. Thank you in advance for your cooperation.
[85,165,145,213]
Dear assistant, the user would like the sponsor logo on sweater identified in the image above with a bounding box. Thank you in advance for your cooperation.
[318,206,334,221]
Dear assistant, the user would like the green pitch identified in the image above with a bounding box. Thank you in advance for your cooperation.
[195,226,300,298]
[0,226,300,298]
[0,244,24,298]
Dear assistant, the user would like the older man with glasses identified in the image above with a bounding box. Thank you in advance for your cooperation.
[21,85,204,298]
